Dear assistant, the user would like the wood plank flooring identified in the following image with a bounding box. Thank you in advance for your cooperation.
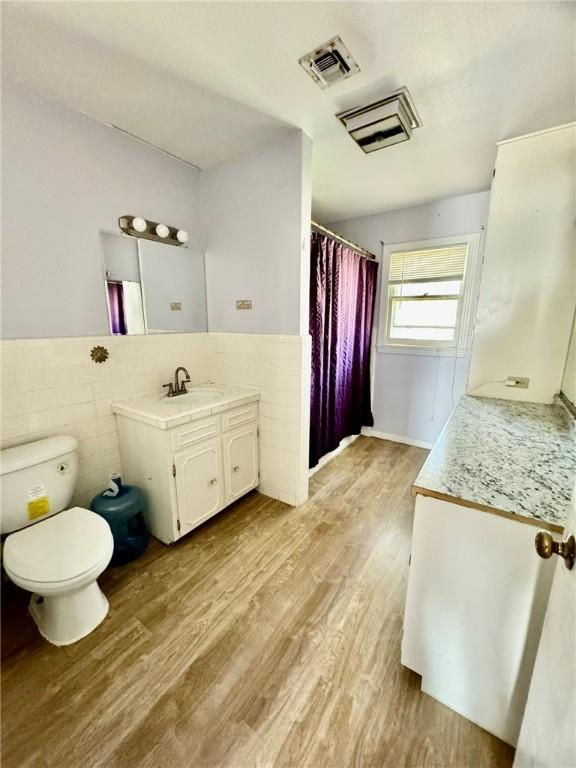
[1,437,514,768]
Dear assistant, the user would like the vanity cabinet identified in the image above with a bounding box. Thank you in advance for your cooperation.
[402,495,555,747]
[402,394,574,747]
[114,395,260,545]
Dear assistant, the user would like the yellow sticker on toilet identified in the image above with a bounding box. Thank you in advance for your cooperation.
[27,497,50,520]
[27,484,50,520]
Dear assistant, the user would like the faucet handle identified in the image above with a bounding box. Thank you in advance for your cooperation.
[162,382,175,397]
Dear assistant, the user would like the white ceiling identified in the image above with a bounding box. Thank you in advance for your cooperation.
[4,2,575,221]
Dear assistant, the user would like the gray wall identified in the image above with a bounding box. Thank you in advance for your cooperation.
[2,79,312,340]
[329,191,491,446]
[1,78,202,339]
[201,131,312,335]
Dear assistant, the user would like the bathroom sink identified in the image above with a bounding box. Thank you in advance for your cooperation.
[160,389,226,407]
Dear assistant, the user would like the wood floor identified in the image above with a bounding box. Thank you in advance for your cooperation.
[1,437,514,768]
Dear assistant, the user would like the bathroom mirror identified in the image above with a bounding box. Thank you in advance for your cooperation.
[101,232,208,335]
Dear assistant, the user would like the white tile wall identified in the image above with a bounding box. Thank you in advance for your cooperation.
[1,334,213,507]
[210,333,310,506]
[0,332,311,510]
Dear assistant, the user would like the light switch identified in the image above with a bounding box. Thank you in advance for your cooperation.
[236,300,253,310]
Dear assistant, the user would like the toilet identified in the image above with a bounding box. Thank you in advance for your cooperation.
[1,435,114,646]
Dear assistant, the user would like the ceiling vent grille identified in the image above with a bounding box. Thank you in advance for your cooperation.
[336,88,423,153]
[299,36,360,89]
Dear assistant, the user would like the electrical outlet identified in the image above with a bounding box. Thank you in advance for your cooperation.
[505,376,530,389]
[170,302,182,311]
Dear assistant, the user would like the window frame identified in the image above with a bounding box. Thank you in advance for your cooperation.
[377,233,482,354]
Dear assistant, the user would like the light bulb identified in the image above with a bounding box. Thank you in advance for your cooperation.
[132,216,147,233]
[176,229,189,244]
[156,223,170,238]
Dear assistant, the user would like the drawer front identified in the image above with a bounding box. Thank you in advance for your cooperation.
[222,404,258,432]
[171,415,221,452]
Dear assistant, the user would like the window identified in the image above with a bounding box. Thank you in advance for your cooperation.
[378,235,480,351]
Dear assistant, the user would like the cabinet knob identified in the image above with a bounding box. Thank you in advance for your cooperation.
[233,465,240,473]
[209,478,218,486]
[535,530,575,570]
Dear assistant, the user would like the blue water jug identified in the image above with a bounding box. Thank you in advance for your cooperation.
[90,477,148,565]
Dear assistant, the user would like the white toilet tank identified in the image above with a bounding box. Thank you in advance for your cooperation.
[0,436,80,534]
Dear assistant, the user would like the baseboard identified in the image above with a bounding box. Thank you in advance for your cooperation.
[361,427,433,450]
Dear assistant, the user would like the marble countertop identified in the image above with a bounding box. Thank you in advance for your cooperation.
[413,395,576,531]
[112,383,260,429]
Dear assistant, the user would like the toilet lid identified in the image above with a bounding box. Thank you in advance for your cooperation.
[4,507,113,584]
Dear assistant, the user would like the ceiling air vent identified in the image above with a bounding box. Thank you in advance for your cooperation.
[299,36,360,89]
[336,87,423,153]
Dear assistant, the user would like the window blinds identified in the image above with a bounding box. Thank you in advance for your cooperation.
[388,243,468,284]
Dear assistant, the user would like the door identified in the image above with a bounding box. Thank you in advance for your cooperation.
[174,438,224,536]
[223,424,258,503]
[514,487,576,767]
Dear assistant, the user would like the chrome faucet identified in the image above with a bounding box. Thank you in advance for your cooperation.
[163,366,191,397]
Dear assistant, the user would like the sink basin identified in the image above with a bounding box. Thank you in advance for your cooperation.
[160,389,226,407]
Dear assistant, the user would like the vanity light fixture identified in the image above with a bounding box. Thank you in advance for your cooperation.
[118,216,189,247]
[131,216,147,233]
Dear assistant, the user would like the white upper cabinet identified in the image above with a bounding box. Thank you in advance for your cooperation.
[468,123,576,403]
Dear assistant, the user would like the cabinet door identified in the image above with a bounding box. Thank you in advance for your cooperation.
[174,438,224,536]
[223,424,259,503]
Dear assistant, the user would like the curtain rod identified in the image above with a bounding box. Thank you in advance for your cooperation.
[311,220,377,260]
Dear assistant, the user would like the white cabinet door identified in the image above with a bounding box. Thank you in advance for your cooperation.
[513,489,576,768]
[402,495,555,745]
[174,438,224,536]
[223,424,259,503]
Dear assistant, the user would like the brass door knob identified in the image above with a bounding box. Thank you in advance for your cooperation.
[535,530,575,570]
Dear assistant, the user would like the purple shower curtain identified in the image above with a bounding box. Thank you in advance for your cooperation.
[309,232,379,468]
[107,281,127,335]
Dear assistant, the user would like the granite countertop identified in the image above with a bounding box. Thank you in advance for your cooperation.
[112,383,260,429]
[413,395,576,531]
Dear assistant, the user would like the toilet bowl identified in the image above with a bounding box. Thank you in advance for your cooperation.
[4,507,114,645]
[1,436,114,646]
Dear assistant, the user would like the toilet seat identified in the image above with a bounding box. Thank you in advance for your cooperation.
[4,507,113,585]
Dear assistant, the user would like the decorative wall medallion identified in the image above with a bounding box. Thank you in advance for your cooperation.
[90,345,109,363]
